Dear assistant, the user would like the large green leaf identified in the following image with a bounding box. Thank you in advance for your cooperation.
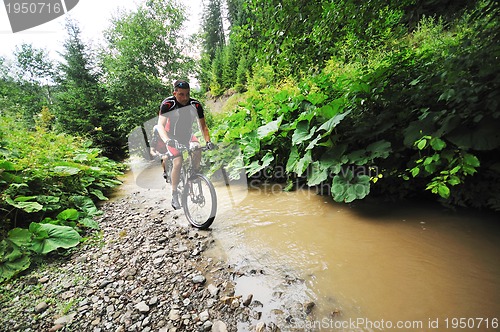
[307,161,330,186]
[90,189,108,201]
[463,153,480,167]
[306,92,328,105]
[36,195,60,204]
[226,154,245,180]
[57,208,79,221]
[79,218,100,230]
[320,144,348,167]
[37,195,62,212]
[366,140,392,159]
[331,172,370,203]
[294,150,312,176]
[347,149,369,165]
[348,140,392,165]
[430,137,446,151]
[296,104,317,123]
[52,166,81,176]
[318,98,345,118]
[257,115,283,139]
[286,146,300,173]
[11,196,37,202]
[7,228,32,247]
[29,223,81,255]
[72,196,102,217]
[332,175,347,202]
[240,131,260,157]
[0,171,23,183]
[0,240,31,283]
[305,134,322,150]
[246,152,275,177]
[0,161,17,171]
[317,111,350,136]
[292,121,317,145]
[6,196,43,213]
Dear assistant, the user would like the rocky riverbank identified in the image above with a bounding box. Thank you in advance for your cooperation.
[0,187,320,332]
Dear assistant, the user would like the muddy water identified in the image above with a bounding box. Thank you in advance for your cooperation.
[209,182,500,331]
[116,163,500,331]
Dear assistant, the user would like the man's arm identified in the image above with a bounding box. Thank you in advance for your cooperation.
[157,115,169,143]
[198,117,211,143]
[192,101,211,144]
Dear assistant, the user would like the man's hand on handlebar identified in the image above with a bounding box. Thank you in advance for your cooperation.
[166,139,180,149]
[206,141,216,150]
[165,139,216,151]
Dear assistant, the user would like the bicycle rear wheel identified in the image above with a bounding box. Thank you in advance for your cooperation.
[181,174,217,229]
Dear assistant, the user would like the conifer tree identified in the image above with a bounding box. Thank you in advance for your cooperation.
[199,0,226,92]
[54,20,121,156]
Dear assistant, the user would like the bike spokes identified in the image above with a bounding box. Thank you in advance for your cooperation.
[182,174,216,229]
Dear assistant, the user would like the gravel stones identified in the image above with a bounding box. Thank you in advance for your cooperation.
[34,302,49,314]
[0,189,319,331]
[192,275,207,284]
[0,195,236,331]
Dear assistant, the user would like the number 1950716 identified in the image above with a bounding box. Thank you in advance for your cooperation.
[5,2,63,14]
[444,317,498,329]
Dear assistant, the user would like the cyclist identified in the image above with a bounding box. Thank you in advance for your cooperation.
[149,125,166,160]
[156,80,214,210]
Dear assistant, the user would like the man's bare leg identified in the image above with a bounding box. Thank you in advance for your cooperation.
[170,156,183,209]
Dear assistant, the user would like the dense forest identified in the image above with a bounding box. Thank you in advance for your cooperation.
[1,0,499,281]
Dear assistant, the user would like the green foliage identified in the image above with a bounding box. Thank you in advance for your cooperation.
[0,222,81,282]
[208,0,500,210]
[209,49,225,96]
[407,135,481,199]
[1,44,53,123]
[0,113,122,282]
[101,0,192,146]
[199,0,227,94]
[200,0,486,94]
[52,20,122,158]
[201,0,225,61]
[201,0,411,91]
[13,44,54,86]
[0,238,31,283]
[28,222,81,255]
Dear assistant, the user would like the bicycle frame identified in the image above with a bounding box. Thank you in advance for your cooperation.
[160,141,217,229]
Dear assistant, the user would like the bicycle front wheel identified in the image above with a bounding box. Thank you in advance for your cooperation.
[182,174,217,229]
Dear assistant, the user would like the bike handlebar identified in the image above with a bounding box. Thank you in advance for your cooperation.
[160,139,214,157]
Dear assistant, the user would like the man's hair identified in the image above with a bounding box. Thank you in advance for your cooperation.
[173,80,190,90]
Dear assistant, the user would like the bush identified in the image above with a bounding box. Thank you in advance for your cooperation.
[0,112,123,282]
[208,3,500,210]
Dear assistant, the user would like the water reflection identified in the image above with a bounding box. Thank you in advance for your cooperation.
[210,183,500,330]
[112,166,499,331]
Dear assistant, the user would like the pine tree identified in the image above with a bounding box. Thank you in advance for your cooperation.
[54,19,121,157]
[201,0,225,61]
[200,0,226,92]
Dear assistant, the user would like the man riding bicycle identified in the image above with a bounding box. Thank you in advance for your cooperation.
[157,80,214,210]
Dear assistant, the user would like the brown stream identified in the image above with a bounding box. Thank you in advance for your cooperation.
[210,180,500,331]
[123,161,500,331]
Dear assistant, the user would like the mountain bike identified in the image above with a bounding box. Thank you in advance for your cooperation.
[162,140,217,229]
